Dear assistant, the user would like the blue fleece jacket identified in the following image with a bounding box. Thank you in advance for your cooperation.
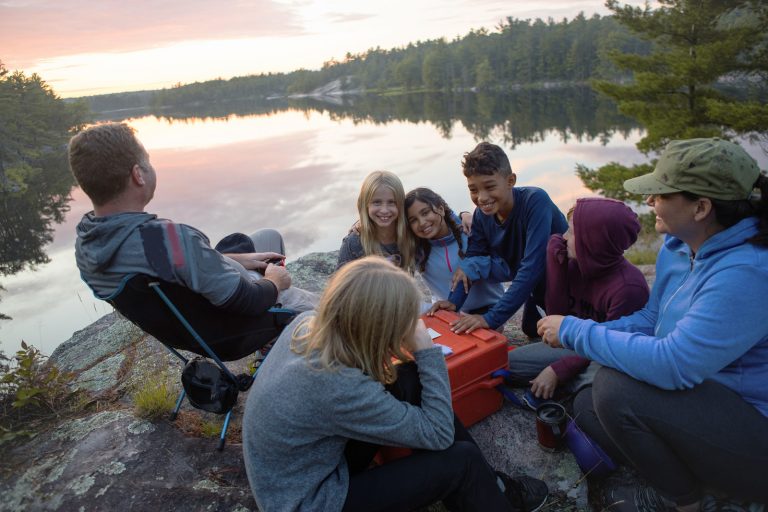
[459,187,568,328]
[420,231,503,312]
[559,217,768,417]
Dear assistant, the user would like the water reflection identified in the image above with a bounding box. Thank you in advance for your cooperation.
[0,149,75,279]
[2,87,648,356]
[97,86,638,148]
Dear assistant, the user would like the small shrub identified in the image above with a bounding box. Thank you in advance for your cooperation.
[0,342,81,442]
[132,371,177,419]
[1,342,77,410]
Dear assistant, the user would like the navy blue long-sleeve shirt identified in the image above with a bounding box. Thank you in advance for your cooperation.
[458,187,567,328]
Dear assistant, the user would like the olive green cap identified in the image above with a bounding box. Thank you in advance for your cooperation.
[623,138,760,200]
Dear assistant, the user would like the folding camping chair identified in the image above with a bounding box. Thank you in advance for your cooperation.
[107,274,296,450]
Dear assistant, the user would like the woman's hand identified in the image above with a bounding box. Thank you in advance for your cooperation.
[530,366,558,399]
[537,315,565,348]
[404,320,433,352]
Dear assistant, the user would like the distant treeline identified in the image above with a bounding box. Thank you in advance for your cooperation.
[81,13,651,112]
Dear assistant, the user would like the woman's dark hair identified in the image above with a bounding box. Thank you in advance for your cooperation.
[681,173,768,247]
[404,188,465,272]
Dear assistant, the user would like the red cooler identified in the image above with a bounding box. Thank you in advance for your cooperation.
[422,309,508,427]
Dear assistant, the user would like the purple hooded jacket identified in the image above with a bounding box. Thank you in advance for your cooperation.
[546,197,650,381]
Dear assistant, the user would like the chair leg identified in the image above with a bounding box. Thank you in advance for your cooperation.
[217,410,233,451]
[170,388,186,421]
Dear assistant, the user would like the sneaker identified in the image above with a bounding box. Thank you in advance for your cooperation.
[496,471,548,512]
[605,485,676,512]
[522,389,555,411]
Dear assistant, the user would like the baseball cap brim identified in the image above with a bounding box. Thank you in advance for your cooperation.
[623,173,680,195]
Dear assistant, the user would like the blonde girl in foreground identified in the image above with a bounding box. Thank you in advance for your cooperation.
[336,170,416,271]
[242,257,548,512]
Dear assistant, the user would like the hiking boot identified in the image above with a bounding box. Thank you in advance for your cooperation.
[496,471,548,512]
[605,485,676,512]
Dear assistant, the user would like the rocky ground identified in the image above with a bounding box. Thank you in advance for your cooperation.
[0,252,656,511]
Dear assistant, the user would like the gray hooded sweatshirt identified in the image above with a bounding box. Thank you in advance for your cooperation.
[75,211,257,306]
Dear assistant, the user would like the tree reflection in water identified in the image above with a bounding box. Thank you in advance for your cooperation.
[0,67,89,321]
[96,86,638,149]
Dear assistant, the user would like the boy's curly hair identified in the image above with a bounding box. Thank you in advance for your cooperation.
[461,142,512,177]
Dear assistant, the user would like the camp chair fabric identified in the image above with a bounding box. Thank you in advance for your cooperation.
[107,274,296,450]
[109,274,296,360]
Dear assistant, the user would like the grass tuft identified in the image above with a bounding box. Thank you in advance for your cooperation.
[132,371,177,419]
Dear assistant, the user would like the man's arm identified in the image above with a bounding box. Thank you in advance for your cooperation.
[172,224,284,313]
[225,252,285,271]
[463,210,490,258]
[219,277,279,315]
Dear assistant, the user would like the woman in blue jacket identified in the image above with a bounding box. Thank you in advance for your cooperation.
[538,138,768,510]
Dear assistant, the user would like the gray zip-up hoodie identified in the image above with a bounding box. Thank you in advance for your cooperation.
[75,211,244,305]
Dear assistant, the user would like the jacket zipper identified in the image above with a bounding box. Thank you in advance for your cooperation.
[655,252,695,336]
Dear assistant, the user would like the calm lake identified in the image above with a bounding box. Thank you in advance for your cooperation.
[1,87,765,356]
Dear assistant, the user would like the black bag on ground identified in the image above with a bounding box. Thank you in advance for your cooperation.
[181,357,242,414]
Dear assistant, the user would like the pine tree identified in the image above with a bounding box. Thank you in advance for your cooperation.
[593,0,768,152]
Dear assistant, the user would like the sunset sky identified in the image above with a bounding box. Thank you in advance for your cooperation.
[1,0,646,98]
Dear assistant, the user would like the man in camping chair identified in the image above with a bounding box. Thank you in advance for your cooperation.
[69,122,315,360]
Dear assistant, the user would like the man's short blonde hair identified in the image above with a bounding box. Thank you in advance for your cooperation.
[68,123,148,206]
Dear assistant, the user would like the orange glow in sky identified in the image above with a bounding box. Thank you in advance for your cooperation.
[1,0,646,98]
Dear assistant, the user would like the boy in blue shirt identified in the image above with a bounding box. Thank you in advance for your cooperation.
[431,142,567,337]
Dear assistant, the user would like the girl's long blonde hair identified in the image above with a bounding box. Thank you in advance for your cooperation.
[291,256,421,384]
[357,170,416,272]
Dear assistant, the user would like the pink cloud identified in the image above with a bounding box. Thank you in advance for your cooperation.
[1,0,305,67]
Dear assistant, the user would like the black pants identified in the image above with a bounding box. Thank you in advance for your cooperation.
[574,367,768,505]
[342,363,513,512]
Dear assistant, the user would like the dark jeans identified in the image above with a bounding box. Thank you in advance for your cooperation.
[342,362,513,512]
[574,367,768,505]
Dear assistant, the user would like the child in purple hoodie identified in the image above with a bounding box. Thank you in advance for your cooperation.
[507,197,649,401]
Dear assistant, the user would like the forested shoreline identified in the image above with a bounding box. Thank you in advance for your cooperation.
[81,14,652,112]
